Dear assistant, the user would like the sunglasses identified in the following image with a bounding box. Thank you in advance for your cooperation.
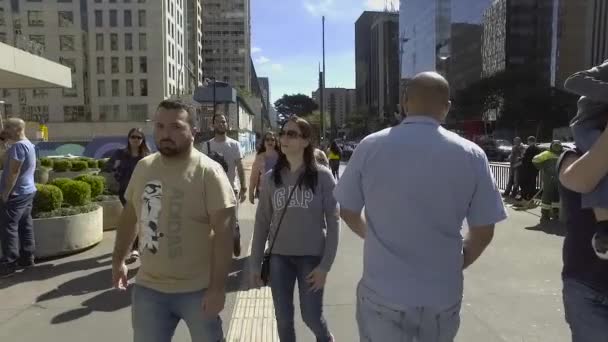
[265,138,276,142]
[279,130,302,139]
[129,135,143,140]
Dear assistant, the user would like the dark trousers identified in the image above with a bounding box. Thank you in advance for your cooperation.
[520,169,539,201]
[504,167,520,197]
[118,188,138,252]
[0,192,36,264]
[329,160,340,180]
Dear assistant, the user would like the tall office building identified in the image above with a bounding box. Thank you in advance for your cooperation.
[200,0,251,91]
[0,0,202,139]
[258,77,270,115]
[356,11,399,119]
[312,88,356,129]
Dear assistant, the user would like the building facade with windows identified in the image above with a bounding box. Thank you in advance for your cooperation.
[0,0,204,140]
[200,0,251,91]
[312,88,356,129]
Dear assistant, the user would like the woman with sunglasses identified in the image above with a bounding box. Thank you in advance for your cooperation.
[250,117,339,342]
[107,128,150,263]
[249,131,280,204]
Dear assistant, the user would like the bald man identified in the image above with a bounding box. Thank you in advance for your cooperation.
[0,118,37,278]
[335,72,507,341]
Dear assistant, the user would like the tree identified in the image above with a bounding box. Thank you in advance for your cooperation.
[274,94,319,118]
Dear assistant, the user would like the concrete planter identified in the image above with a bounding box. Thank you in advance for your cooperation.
[35,167,50,184]
[33,205,103,259]
[98,198,122,231]
[49,169,99,181]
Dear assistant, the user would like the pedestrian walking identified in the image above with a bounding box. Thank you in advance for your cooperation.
[250,116,339,342]
[518,136,541,202]
[558,128,608,341]
[249,131,279,204]
[327,140,342,180]
[533,140,563,223]
[503,136,524,198]
[201,114,247,257]
[314,148,330,168]
[564,59,608,259]
[105,128,151,264]
[0,119,38,278]
[111,100,237,342]
[334,72,507,342]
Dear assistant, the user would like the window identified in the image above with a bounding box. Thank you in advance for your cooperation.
[33,89,48,98]
[58,0,73,2]
[0,33,6,43]
[138,10,146,27]
[59,35,75,51]
[138,0,146,3]
[127,104,148,121]
[63,83,77,97]
[111,57,119,73]
[124,33,132,50]
[64,106,89,122]
[126,80,134,96]
[140,79,148,96]
[94,0,101,2]
[110,33,118,50]
[95,33,104,51]
[97,80,106,97]
[110,10,117,27]
[124,10,132,27]
[112,79,119,96]
[96,57,105,74]
[95,10,102,27]
[58,11,74,27]
[125,57,133,73]
[28,11,44,27]
[29,35,45,48]
[139,56,147,73]
[99,105,120,121]
[0,8,5,27]
[110,0,116,2]
[60,57,76,73]
[139,33,146,50]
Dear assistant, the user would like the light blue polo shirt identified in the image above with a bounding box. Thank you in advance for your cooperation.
[334,115,507,310]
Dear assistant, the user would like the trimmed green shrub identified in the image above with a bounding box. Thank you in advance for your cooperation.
[34,203,99,219]
[75,174,105,198]
[53,159,72,172]
[50,177,71,189]
[71,160,88,172]
[97,158,109,170]
[87,160,99,169]
[60,180,91,207]
[33,184,63,214]
[40,158,53,168]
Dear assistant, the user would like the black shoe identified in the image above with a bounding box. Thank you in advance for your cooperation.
[0,262,17,278]
[233,227,241,257]
[17,256,35,268]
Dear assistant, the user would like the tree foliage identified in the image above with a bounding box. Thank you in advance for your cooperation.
[274,94,319,118]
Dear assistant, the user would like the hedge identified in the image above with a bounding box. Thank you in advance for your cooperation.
[53,159,72,172]
[34,203,99,219]
[33,184,63,214]
[87,160,99,169]
[71,161,88,172]
[74,174,105,198]
[60,180,92,207]
[97,158,109,170]
[40,158,53,168]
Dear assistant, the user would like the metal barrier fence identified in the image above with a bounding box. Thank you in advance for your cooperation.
[489,163,542,191]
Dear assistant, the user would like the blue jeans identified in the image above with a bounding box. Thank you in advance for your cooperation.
[131,285,223,342]
[563,278,608,342]
[269,255,332,342]
[356,282,461,342]
[0,192,35,264]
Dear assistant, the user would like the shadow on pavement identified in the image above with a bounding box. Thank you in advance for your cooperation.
[525,221,566,237]
[51,285,134,324]
[0,252,112,290]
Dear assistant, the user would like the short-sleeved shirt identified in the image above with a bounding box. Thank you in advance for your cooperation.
[125,149,236,293]
[0,139,37,196]
[202,137,243,190]
[558,149,608,293]
[334,115,507,310]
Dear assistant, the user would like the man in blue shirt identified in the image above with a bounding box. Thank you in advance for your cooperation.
[0,118,37,278]
[334,72,507,341]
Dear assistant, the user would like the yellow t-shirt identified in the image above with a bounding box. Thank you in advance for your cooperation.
[125,149,236,293]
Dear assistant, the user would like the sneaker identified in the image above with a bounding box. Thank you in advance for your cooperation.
[17,256,35,268]
[126,250,140,265]
[233,227,241,257]
[0,262,17,278]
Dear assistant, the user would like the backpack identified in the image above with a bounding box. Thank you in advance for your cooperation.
[206,141,229,173]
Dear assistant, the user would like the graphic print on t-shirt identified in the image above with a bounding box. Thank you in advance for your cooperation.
[273,185,314,210]
[140,180,162,254]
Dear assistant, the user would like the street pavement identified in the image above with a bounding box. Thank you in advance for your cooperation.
[0,159,571,341]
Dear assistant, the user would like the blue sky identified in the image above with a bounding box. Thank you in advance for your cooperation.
[251,0,398,104]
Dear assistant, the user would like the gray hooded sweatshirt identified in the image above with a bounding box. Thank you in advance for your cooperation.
[250,165,340,273]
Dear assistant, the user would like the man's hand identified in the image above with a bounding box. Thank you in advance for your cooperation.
[202,289,226,317]
[239,188,247,203]
[112,262,129,290]
[248,192,255,205]
[306,267,327,292]
[250,272,264,288]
